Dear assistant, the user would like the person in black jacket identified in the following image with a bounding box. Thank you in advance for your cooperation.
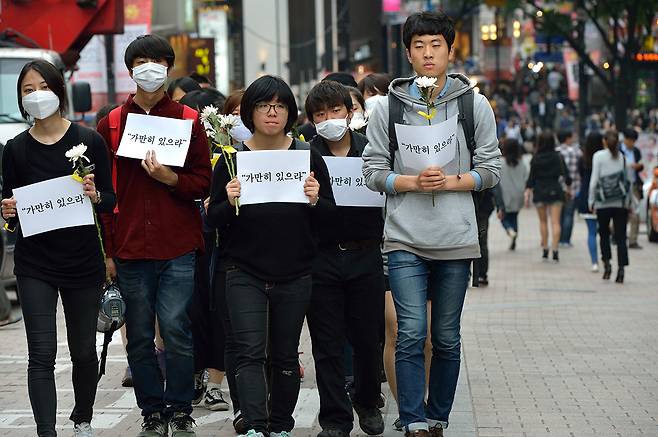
[305,81,385,437]
[1,60,116,437]
[525,131,572,262]
[206,75,335,437]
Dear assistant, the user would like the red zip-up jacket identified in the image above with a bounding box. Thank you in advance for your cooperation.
[96,94,211,260]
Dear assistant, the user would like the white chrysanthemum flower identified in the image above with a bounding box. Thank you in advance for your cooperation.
[349,115,368,131]
[200,105,219,123]
[415,76,438,89]
[65,143,89,162]
[220,114,240,129]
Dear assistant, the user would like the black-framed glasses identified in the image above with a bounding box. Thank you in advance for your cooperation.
[255,102,288,114]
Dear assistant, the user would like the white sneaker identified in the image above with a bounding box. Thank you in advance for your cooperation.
[591,264,599,273]
[270,432,292,437]
[74,422,94,437]
[204,387,230,411]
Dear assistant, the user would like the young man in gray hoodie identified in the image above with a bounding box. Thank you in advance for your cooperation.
[362,11,501,437]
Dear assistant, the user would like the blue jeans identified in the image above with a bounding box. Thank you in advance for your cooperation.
[501,211,518,233]
[585,218,598,264]
[388,251,470,431]
[116,252,196,417]
[560,199,576,244]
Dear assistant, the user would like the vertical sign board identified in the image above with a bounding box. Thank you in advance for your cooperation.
[198,7,230,95]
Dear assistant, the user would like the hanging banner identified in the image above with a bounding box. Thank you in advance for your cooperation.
[114,0,153,94]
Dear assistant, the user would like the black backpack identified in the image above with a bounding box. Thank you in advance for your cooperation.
[387,78,489,286]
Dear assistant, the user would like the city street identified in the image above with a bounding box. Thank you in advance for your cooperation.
[1,208,656,437]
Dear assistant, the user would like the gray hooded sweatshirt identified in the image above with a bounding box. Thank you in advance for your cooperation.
[362,74,501,260]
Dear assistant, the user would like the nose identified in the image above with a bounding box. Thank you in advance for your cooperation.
[423,46,433,59]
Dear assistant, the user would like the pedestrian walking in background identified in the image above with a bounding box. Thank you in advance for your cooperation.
[497,138,529,250]
[1,59,116,437]
[525,131,572,262]
[207,75,335,437]
[621,127,644,249]
[577,132,604,272]
[556,130,582,247]
[589,130,631,283]
[362,11,501,436]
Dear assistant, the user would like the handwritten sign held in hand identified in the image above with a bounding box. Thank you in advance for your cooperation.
[237,150,311,205]
[394,114,458,173]
[116,113,193,167]
[13,176,94,237]
[323,157,385,207]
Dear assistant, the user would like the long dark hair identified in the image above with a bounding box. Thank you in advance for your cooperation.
[604,129,620,159]
[535,131,556,154]
[502,138,522,167]
[583,132,604,170]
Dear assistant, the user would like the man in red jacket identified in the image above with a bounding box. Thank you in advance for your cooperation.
[97,34,211,437]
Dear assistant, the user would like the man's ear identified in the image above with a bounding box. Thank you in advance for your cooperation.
[406,48,412,64]
[448,45,456,63]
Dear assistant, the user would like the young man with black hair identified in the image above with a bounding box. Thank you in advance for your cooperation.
[97,34,211,437]
[622,127,644,248]
[556,130,582,247]
[305,81,385,437]
[362,11,500,437]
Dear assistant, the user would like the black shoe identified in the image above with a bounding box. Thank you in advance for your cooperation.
[478,277,489,286]
[353,403,384,435]
[318,429,350,437]
[552,250,559,263]
[393,417,403,432]
[629,242,643,249]
[233,411,249,435]
[542,248,549,260]
[615,267,624,284]
[169,412,195,436]
[509,235,517,251]
[121,366,133,388]
[603,262,612,280]
[192,371,206,406]
[376,392,386,409]
[137,413,168,437]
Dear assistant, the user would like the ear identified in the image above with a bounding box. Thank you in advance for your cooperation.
[406,48,412,64]
[448,45,456,63]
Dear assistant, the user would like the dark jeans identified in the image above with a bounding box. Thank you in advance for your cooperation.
[475,212,491,279]
[560,198,577,244]
[116,252,196,417]
[597,208,629,267]
[501,211,518,233]
[307,246,384,432]
[226,268,312,433]
[387,252,470,431]
[17,276,101,436]
[191,232,225,372]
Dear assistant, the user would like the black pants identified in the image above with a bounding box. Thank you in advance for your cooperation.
[17,276,101,436]
[307,246,384,432]
[191,232,225,372]
[597,207,629,267]
[475,211,492,279]
[214,265,240,412]
[226,268,312,433]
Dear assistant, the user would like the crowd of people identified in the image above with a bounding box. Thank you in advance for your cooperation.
[0,8,653,437]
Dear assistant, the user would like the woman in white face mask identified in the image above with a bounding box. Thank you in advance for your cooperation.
[0,60,116,437]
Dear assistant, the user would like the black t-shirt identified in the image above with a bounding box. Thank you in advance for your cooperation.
[310,131,384,246]
[206,139,336,282]
[2,123,116,288]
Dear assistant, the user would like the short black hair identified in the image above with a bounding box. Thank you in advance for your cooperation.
[17,60,68,120]
[556,130,573,144]
[403,11,456,51]
[322,72,357,88]
[189,72,212,86]
[124,34,175,70]
[241,75,297,134]
[179,88,226,111]
[305,81,353,121]
[167,76,202,98]
[345,86,365,111]
[623,127,638,141]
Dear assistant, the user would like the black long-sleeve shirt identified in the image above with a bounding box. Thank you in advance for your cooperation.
[2,123,116,288]
[206,140,335,282]
[310,131,384,246]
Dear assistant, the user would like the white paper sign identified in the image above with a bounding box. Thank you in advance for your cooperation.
[13,176,94,237]
[394,114,458,173]
[237,150,310,205]
[323,157,385,207]
[116,113,193,167]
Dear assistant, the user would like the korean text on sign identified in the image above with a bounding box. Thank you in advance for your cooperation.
[12,176,95,237]
[394,114,458,173]
[237,150,310,205]
[116,113,193,167]
[323,157,385,207]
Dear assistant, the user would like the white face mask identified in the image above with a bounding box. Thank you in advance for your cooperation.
[132,62,168,93]
[316,117,349,142]
[230,119,253,142]
[22,90,61,120]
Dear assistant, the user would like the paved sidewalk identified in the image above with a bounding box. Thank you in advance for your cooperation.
[1,208,657,436]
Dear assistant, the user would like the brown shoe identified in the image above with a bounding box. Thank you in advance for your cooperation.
[404,431,429,437]
[429,426,444,437]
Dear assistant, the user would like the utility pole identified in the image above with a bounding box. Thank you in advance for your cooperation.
[104,34,116,104]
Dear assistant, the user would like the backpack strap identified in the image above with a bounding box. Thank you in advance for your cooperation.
[108,107,123,214]
[388,92,404,170]
[181,105,198,122]
[457,89,476,168]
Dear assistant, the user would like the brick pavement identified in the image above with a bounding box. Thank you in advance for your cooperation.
[1,208,657,436]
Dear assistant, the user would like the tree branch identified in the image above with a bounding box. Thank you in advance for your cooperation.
[581,5,617,56]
